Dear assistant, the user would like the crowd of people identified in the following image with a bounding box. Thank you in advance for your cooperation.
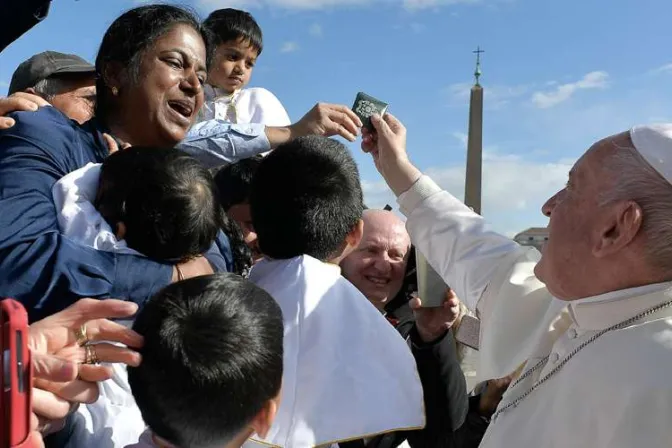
[1,2,671,448]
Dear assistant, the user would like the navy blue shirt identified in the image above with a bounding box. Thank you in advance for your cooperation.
[0,107,231,321]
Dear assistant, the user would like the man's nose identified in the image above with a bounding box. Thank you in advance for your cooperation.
[541,190,562,217]
[372,256,392,274]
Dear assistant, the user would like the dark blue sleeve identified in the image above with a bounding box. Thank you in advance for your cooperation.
[0,109,172,321]
[210,231,234,272]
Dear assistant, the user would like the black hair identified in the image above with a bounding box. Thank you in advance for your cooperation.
[250,136,364,261]
[213,155,263,211]
[203,8,263,55]
[96,147,221,262]
[95,5,214,123]
[220,212,253,276]
[127,273,284,448]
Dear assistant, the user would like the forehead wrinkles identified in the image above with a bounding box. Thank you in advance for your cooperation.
[363,227,410,252]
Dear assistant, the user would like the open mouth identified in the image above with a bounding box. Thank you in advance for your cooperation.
[167,99,194,120]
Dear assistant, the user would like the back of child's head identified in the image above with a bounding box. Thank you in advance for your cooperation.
[250,136,364,261]
[97,147,221,262]
[203,8,263,55]
[127,273,284,448]
[213,155,263,211]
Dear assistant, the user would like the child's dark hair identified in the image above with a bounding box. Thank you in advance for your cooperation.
[213,155,263,211]
[96,147,221,262]
[220,212,253,276]
[203,8,263,55]
[127,273,284,448]
[250,136,364,261]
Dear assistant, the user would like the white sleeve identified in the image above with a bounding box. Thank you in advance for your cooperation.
[398,175,564,380]
[247,88,292,127]
[51,163,132,254]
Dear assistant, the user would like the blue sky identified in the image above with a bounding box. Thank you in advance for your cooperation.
[2,0,672,236]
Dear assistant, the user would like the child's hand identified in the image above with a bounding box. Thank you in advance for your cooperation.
[290,103,362,142]
[102,133,131,154]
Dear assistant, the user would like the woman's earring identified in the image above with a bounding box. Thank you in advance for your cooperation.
[111,86,119,96]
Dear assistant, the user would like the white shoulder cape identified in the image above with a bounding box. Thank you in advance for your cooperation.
[245,255,424,447]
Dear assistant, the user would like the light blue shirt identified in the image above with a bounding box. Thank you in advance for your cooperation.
[177,119,271,168]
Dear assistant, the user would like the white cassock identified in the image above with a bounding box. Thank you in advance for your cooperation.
[244,255,425,448]
[398,174,672,448]
[52,165,146,448]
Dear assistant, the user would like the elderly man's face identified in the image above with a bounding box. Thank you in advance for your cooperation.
[341,211,411,309]
[535,134,628,299]
[31,74,97,124]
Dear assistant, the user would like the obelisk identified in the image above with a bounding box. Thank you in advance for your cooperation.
[464,46,484,215]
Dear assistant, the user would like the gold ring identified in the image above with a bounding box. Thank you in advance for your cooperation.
[84,344,99,365]
[74,324,88,347]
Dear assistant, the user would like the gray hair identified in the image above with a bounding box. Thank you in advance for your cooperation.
[600,143,672,270]
[31,77,71,102]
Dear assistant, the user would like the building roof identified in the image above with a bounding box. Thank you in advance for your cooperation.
[514,227,548,239]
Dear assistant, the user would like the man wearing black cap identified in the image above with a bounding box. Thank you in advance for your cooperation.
[9,51,96,123]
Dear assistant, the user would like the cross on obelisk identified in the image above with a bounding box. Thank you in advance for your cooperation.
[464,46,484,214]
[473,46,484,85]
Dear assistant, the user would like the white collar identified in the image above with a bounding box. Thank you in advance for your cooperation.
[568,281,672,330]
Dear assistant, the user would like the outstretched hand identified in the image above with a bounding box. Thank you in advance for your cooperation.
[28,298,144,438]
[291,103,363,142]
[361,114,421,196]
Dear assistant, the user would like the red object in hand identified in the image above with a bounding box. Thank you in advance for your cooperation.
[1,299,34,447]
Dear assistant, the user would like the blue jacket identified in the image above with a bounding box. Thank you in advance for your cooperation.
[0,107,231,321]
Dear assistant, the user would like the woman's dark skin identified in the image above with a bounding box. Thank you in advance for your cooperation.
[103,24,207,148]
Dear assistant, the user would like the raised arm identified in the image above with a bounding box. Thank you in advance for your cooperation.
[362,114,564,381]
[178,103,363,168]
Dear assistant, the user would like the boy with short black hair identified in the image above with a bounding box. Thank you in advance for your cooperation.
[245,136,424,447]
[182,9,290,168]
[127,273,284,448]
[197,8,290,128]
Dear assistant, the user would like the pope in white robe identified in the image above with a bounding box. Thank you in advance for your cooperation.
[361,113,672,448]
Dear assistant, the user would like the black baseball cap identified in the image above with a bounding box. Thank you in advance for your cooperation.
[8,51,95,95]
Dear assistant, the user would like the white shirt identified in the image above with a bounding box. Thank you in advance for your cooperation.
[52,165,146,447]
[398,175,672,448]
[203,87,291,127]
[52,163,140,255]
[243,255,425,448]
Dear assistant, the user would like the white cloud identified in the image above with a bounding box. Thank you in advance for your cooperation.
[404,0,480,9]
[197,0,499,10]
[444,82,531,110]
[451,131,468,148]
[531,71,609,109]
[309,24,323,37]
[198,0,371,10]
[651,63,672,75]
[362,151,572,235]
[280,41,300,53]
